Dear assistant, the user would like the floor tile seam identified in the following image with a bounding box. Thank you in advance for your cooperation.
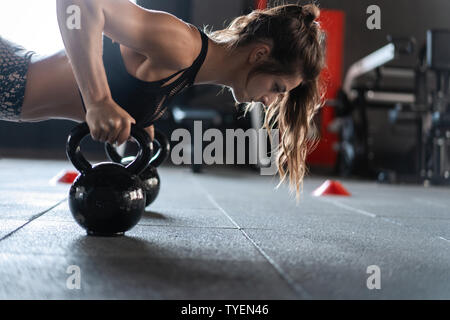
[0,199,66,242]
[316,197,450,245]
[191,175,313,299]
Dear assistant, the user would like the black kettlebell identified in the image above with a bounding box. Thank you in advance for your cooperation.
[105,129,170,207]
[66,122,152,237]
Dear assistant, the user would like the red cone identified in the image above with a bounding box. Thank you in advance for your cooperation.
[312,180,351,197]
[50,170,79,185]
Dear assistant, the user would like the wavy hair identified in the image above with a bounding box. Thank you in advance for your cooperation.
[205,2,326,201]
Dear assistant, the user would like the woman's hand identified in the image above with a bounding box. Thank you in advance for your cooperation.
[85,98,136,146]
[144,125,155,141]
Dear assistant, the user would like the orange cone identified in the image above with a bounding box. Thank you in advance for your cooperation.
[50,170,79,185]
[312,180,351,197]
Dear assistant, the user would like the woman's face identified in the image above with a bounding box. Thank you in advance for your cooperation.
[232,73,303,106]
[229,42,303,105]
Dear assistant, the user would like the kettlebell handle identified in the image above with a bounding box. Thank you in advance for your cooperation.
[105,128,170,168]
[66,122,152,175]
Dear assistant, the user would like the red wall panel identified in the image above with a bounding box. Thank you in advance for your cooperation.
[307,10,345,168]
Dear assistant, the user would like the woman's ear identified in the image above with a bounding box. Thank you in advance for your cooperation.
[249,43,271,64]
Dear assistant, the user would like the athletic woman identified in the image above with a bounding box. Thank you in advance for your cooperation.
[0,0,325,198]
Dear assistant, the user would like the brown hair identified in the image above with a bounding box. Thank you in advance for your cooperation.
[205,2,326,202]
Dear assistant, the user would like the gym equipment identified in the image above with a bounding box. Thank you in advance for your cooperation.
[49,170,78,185]
[420,30,450,184]
[336,36,419,180]
[105,128,170,206]
[170,85,223,173]
[312,180,351,197]
[172,105,221,173]
[66,122,152,236]
[337,30,450,185]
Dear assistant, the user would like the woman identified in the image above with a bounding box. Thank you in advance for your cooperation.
[0,0,325,199]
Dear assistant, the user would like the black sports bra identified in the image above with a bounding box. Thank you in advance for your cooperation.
[79,25,209,127]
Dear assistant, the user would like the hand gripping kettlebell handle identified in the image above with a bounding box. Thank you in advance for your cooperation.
[104,128,170,168]
[151,129,170,168]
[66,122,152,175]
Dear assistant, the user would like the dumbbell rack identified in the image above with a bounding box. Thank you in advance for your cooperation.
[419,30,450,185]
[420,78,450,185]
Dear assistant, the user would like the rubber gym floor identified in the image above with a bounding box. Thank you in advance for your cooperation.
[0,158,449,299]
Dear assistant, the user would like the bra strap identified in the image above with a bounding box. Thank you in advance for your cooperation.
[158,67,189,85]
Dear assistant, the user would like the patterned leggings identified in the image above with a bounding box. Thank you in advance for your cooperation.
[0,36,36,121]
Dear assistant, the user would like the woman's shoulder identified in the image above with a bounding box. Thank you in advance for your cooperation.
[144,19,201,71]
[116,20,204,84]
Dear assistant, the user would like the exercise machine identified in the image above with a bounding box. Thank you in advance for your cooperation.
[336,30,450,185]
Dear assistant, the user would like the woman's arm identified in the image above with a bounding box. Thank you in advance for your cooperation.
[56,0,196,144]
[56,0,110,106]
[101,0,196,68]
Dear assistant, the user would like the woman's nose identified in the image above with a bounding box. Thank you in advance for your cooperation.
[260,94,275,106]
[259,96,268,105]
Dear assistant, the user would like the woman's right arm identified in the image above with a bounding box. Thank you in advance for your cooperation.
[56,0,197,144]
[56,0,136,145]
